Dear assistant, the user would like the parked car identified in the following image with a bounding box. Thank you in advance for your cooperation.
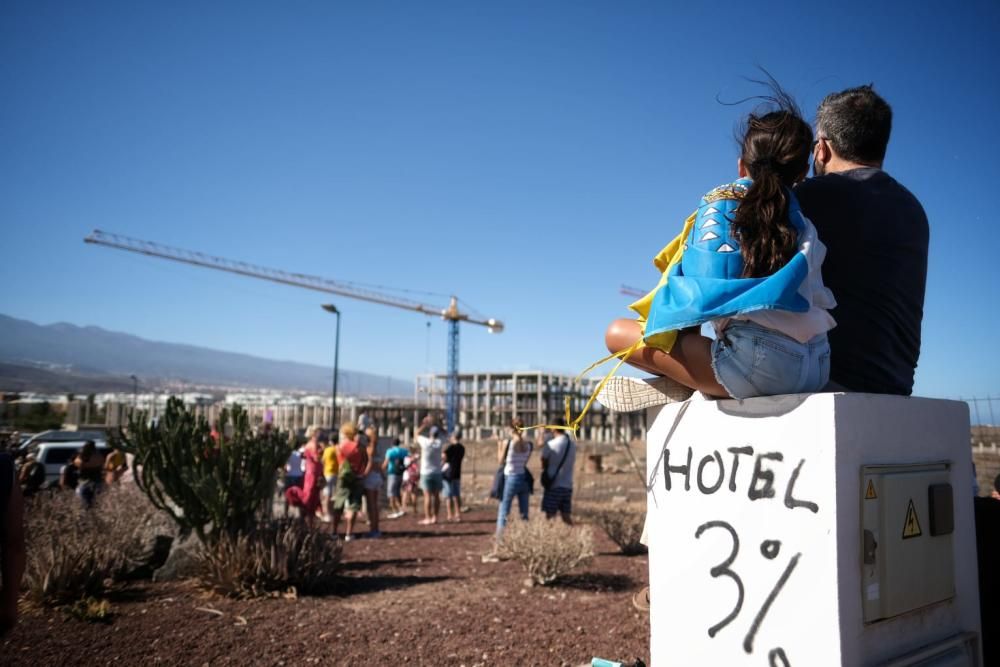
[18,429,109,456]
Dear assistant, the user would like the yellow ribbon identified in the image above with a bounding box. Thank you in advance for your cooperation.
[519,338,642,435]
[519,211,697,437]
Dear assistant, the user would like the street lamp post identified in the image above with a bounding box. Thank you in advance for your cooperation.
[130,374,138,408]
[321,304,341,432]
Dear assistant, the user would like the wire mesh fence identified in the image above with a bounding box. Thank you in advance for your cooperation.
[959,396,999,428]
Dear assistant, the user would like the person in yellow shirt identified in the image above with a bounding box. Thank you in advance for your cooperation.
[321,434,338,523]
[103,447,127,485]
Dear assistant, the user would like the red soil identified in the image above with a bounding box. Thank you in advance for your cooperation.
[3,507,649,666]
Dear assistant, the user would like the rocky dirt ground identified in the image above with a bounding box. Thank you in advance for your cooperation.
[3,506,650,666]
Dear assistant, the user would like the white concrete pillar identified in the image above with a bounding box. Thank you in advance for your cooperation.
[645,393,981,666]
[485,373,492,430]
[512,373,519,426]
[533,371,540,426]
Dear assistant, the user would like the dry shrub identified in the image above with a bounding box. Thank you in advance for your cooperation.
[65,596,113,623]
[496,516,594,585]
[23,484,170,605]
[589,507,647,555]
[195,521,342,598]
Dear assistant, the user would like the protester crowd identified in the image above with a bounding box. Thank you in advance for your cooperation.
[281,411,576,545]
[0,409,579,544]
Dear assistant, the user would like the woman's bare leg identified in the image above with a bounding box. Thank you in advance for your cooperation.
[365,488,380,533]
[604,318,730,397]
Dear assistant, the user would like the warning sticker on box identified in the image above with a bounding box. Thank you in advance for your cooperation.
[902,499,922,539]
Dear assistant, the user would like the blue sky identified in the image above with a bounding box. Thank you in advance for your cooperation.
[2,1,998,400]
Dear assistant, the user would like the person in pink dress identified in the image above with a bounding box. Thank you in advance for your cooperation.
[285,425,324,527]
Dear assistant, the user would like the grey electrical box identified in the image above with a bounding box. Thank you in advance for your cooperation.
[861,462,955,624]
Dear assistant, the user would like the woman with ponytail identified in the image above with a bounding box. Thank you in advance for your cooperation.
[601,89,836,407]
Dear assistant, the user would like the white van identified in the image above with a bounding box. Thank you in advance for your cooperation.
[19,429,109,456]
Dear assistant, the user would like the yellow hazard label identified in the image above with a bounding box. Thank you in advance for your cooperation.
[902,499,922,539]
[865,480,877,499]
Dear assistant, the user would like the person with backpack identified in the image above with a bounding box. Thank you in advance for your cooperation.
[442,433,466,522]
[1,451,26,635]
[332,422,367,541]
[493,418,533,537]
[540,419,576,525]
[17,453,45,497]
[382,438,409,519]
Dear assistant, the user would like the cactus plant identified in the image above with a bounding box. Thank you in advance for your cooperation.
[120,397,290,545]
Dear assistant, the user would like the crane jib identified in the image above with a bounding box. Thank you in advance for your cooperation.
[84,229,504,434]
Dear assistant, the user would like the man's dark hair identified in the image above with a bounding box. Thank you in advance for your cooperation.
[815,84,893,165]
[993,473,1000,494]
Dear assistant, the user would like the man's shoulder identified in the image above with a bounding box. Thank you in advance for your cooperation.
[796,169,917,198]
[794,173,851,199]
[797,170,926,225]
[545,435,569,453]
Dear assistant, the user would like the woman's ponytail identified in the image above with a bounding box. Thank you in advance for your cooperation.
[731,105,813,278]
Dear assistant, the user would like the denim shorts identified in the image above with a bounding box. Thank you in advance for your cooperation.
[443,478,461,498]
[363,470,384,491]
[711,320,830,400]
[420,472,443,493]
[386,473,402,499]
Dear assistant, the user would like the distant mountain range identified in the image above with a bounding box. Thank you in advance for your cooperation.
[0,314,413,396]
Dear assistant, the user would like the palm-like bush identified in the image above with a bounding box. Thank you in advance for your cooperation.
[195,520,343,598]
[24,484,169,605]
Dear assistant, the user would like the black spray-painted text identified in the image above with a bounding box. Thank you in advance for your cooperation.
[663,446,819,513]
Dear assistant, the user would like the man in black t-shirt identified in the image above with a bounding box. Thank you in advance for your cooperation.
[795,85,928,395]
[442,435,465,522]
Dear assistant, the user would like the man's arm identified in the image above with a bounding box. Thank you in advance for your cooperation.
[362,427,377,475]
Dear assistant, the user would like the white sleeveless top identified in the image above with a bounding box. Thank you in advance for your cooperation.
[504,440,532,476]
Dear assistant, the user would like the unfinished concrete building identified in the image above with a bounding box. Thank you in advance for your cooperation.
[414,370,644,443]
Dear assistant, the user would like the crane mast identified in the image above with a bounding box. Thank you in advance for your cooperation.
[84,229,503,433]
